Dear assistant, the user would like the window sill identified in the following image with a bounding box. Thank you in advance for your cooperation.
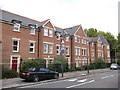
[13,51,19,53]
[49,53,53,54]
[29,52,35,54]
[49,36,53,38]
[13,31,21,33]
[30,33,36,35]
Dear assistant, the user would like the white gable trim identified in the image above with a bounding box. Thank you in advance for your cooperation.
[74,26,81,36]
[42,19,56,31]
[74,25,87,37]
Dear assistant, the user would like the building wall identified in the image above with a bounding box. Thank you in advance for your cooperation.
[2,22,38,70]
[1,11,111,72]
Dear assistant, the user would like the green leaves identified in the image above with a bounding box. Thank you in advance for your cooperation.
[48,56,68,73]
[21,58,46,71]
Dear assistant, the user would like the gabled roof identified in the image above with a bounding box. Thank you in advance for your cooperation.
[98,34,109,45]
[64,25,80,36]
[89,34,109,45]
[55,26,68,36]
[89,37,98,43]
[1,10,49,27]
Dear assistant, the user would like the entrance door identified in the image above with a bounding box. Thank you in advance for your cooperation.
[12,60,17,71]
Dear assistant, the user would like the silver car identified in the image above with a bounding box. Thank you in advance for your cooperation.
[110,63,120,70]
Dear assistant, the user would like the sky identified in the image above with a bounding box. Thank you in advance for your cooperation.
[0,0,119,37]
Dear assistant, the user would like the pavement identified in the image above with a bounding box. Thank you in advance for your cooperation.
[1,68,110,89]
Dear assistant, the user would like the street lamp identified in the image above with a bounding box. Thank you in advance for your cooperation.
[59,29,69,77]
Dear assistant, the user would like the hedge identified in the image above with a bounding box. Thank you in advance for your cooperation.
[21,58,46,71]
[2,68,18,79]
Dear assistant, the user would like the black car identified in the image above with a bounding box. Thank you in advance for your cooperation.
[19,67,59,82]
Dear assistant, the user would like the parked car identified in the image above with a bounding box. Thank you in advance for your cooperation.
[19,67,59,82]
[110,63,120,70]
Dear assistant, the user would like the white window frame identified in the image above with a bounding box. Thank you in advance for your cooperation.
[76,59,81,67]
[92,43,94,46]
[84,39,86,44]
[75,47,80,56]
[66,46,69,55]
[13,23,20,32]
[49,44,53,54]
[49,29,53,37]
[98,50,101,57]
[107,52,110,57]
[75,37,77,42]
[107,45,110,49]
[82,60,85,65]
[44,58,54,68]
[82,48,87,56]
[77,37,80,43]
[12,38,20,52]
[29,41,35,53]
[56,33,60,40]
[44,28,48,36]
[82,39,84,44]
[92,50,94,57]
[30,26,35,35]
[44,43,48,53]
[56,45,60,55]
[66,36,69,41]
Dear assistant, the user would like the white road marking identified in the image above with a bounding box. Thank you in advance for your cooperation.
[81,74,86,76]
[68,79,78,81]
[77,79,87,82]
[101,75,114,79]
[66,80,95,88]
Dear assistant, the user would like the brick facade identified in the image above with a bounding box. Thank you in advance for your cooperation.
[1,10,111,72]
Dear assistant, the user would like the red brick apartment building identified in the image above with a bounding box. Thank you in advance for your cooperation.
[0,10,111,72]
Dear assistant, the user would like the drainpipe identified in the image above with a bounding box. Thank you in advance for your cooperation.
[70,36,73,66]
[36,25,42,58]
[37,30,40,58]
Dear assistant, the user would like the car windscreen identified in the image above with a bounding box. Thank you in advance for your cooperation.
[111,64,117,66]
[27,68,36,71]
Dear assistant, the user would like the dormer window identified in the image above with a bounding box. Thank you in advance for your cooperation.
[66,36,69,41]
[30,26,35,35]
[56,33,60,40]
[14,23,20,32]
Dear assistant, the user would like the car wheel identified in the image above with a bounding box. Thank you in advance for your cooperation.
[54,74,59,79]
[33,75,39,82]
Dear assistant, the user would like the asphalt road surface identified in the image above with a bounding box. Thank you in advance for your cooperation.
[18,70,119,88]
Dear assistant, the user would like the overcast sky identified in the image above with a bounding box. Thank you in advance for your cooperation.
[0,0,119,36]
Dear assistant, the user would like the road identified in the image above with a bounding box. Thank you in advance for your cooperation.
[18,70,119,88]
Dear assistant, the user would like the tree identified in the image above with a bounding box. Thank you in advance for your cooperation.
[84,28,98,37]
[117,33,120,64]
[21,58,46,71]
[49,56,68,72]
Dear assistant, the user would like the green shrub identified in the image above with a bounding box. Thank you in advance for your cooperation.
[89,58,107,69]
[2,68,18,79]
[48,56,68,73]
[21,58,46,71]
[68,67,76,72]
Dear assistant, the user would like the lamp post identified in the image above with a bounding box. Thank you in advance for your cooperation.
[59,29,68,77]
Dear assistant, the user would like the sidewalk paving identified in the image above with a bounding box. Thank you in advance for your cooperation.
[1,68,110,89]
